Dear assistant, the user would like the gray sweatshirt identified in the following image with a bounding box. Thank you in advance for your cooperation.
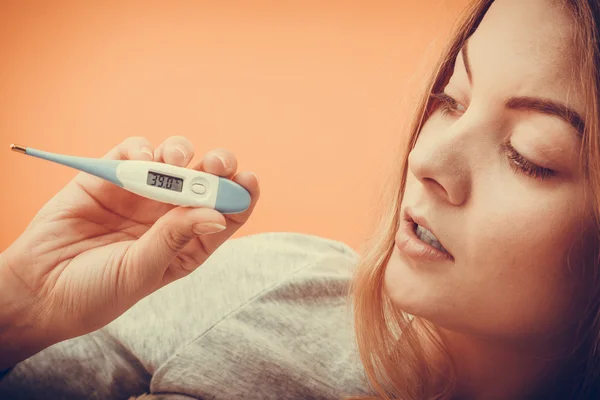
[0,232,375,399]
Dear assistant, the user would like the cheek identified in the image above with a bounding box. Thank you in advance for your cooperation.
[456,190,589,337]
[391,164,592,340]
[389,115,593,339]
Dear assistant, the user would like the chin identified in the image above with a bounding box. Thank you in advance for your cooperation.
[383,246,432,315]
[383,246,458,330]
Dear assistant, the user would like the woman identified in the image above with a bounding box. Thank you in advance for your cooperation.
[1,0,599,398]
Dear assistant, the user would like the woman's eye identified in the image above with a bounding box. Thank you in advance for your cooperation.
[500,141,555,181]
[429,92,556,182]
[431,92,467,116]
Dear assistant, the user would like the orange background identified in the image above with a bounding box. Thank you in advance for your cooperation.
[0,0,468,253]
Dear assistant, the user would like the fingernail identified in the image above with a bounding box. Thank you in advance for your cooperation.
[249,172,259,184]
[140,147,154,160]
[215,154,229,170]
[193,222,226,235]
[175,146,187,162]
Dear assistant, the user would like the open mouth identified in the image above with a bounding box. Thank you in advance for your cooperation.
[398,210,454,262]
[413,223,449,253]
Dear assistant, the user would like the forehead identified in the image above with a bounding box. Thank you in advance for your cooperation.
[458,0,584,113]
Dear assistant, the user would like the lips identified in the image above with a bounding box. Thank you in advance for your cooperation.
[410,215,447,248]
[415,225,448,253]
[398,208,454,261]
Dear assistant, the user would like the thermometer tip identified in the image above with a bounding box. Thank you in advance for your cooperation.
[10,144,26,154]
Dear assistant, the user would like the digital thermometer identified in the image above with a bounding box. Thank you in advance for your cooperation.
[10,144,251,214]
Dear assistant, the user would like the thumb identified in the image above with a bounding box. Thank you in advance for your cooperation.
[125,206,226,289]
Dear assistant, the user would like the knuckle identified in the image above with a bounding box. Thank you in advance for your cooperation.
[171,135,190,142]
[165,135,191,147]
[214,147,233,156]
[213,148,237,163]
[164,228,190,253]
[158,136,193,154]
[123,136,150,147]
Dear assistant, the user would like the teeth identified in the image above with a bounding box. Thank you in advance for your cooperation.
[416,225,448,253]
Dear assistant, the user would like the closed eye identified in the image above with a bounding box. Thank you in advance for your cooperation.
[429,92,556,182]
[431,92,467,116]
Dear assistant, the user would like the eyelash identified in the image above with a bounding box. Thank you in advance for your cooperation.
[430,92,556,181]
[431,92,464,117]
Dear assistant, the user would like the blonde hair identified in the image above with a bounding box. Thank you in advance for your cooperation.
[347,1,600,399]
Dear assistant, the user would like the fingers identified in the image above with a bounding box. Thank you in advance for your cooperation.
[102,136,154,161]
[154,136,195,167]
[191,148,260,224]
[194,148,238,178]
[126,206,227,285]
[95,135,260,291]
[224,170,260,224]
[191,148,258,224]
[101,136,237,176]
[98,136,258,222]
[101,136,196,168]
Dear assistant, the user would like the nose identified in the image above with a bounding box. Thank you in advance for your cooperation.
[408,122,473,206]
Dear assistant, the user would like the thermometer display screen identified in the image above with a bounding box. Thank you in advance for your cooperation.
[147,171,184,192]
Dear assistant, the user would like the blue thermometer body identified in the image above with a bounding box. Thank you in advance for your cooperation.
[10,144,251,214]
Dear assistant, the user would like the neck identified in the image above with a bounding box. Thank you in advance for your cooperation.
[417,322,581,400]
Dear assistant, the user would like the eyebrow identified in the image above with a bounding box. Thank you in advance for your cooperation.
[506,97,585,136]
[460,41,585,137]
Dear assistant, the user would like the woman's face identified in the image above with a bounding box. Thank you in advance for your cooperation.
[384,0,596,343]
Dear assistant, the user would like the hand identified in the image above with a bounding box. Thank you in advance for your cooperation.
[0,136,260,367]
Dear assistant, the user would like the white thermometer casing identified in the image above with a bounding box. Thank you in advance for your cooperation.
[116,160,220,208]
[10,145,252,214]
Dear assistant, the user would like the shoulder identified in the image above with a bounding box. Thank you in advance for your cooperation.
[148,233,371,399]
[167,231,360,318]
[214,231,358,264]
[102,232,359,370]
[207,231,359,278]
